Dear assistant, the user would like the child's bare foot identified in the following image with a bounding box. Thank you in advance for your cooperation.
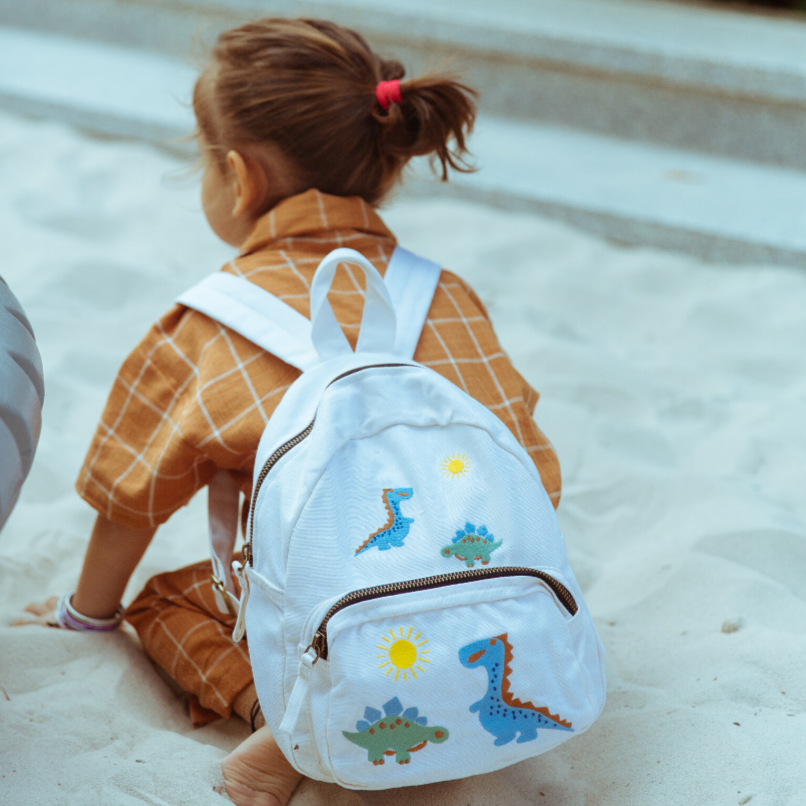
[220,726,303,806]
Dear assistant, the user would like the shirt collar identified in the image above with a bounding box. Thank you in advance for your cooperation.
[238,189,395,256]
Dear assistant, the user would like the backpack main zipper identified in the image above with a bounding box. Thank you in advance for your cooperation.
[244,363,414,566]
[306,567,578,663]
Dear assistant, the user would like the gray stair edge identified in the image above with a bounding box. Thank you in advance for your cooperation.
[404,180,806,269]
[3,0,806,104]
[201,0,806,106]
[0,94,184,147]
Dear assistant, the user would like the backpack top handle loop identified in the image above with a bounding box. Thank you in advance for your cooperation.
[309,248,397,361]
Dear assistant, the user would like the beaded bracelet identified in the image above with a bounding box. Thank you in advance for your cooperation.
[54,592,124,632]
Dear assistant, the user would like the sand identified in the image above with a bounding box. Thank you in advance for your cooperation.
[0,109,804,806]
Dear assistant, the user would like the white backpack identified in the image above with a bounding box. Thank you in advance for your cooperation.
[178,247,606,790]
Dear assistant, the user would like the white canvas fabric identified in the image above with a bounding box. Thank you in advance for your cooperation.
[177,247,606,790]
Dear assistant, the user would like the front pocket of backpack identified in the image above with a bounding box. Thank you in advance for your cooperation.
[306,571,594,790]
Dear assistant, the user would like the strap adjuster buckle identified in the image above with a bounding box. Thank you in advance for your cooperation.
[210,573,239,618]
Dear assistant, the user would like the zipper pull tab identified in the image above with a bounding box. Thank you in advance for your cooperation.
[242,541,252,566]
[231,561,250,643]
[303,632,326,665]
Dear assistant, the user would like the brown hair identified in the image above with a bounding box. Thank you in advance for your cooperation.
[194,18,477,207]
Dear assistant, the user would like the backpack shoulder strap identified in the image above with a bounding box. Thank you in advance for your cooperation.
[206,468,242,616]
[175,272,319,372]
[177,249,440,369]
[384,246,442,360]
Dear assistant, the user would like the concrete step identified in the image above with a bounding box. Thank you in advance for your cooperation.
[1,0,806,169]
[2,25,804,268]
[0,28,195,143]
[412,117,806,268]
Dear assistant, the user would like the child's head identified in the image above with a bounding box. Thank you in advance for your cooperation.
[194,18,477,245]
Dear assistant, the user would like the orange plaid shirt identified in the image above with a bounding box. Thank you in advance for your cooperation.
[77,190,560,528]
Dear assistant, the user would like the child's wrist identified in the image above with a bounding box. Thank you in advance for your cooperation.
[54,592,124,632]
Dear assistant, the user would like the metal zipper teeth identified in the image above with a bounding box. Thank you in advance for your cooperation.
[245,421,314,564]
[310,567,578,662]
[245,363,415,565]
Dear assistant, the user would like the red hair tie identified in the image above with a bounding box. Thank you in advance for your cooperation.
[375,80,402,111]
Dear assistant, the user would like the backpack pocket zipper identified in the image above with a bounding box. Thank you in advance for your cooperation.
[244,363,414,566]
[306,567,578,663]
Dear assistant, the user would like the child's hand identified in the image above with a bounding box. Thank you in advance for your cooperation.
[11,596,59,627]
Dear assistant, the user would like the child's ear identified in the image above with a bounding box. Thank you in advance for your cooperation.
[226,150,269,219]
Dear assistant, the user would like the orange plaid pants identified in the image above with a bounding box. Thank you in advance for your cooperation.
[126,558,253,726]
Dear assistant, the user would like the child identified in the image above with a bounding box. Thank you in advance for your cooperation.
[22,18,561,806]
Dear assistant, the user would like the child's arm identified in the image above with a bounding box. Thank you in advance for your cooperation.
[72,514,156,619]
[14,515,156,625]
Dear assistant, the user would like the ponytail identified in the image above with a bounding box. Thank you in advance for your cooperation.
[374,72,477,182]
[197,18,477,206]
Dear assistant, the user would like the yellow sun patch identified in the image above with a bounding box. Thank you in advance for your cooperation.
[441,452,472,479]
[376,626,430,681]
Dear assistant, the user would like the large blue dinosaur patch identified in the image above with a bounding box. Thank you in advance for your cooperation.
[458,634,573,745]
